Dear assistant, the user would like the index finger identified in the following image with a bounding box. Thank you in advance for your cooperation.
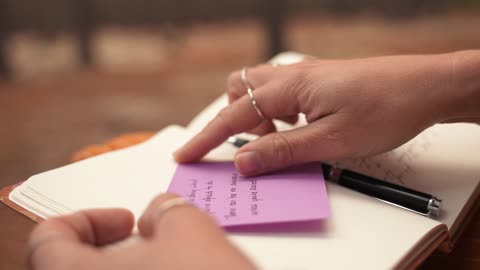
[174,83,301,162]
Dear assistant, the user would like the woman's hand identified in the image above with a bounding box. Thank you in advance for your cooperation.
[28,194,256,270]
[174,51,480,176]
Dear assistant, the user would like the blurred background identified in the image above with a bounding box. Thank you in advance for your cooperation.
[0,1,480,268]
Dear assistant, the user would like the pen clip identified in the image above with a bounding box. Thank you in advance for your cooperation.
[376,197,441,217]
[376,199,430,216]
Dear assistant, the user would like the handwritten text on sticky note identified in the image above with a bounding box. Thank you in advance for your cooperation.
[167,162,330,227]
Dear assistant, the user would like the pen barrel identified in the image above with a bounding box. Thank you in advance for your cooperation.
[338,170,432,215]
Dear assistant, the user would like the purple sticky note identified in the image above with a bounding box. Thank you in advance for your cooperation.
[167,162,330,227]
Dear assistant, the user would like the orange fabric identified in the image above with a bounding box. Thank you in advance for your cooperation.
[71,132,155,162]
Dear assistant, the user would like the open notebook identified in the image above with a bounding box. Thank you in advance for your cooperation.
[2,53,480,269]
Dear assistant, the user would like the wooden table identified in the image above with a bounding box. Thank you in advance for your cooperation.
[0,0,287,78]
[0,72,479,269]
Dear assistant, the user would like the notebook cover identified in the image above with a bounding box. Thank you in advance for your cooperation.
[0,132,155,223]
[0,182,44,223]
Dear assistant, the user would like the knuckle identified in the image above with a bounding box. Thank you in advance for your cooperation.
[65,212,95,243]
[270,133,295,166]
[323,129,351,160]
[278,67,312,113]
[286,67,310,94]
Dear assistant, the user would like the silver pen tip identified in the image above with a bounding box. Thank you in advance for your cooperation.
[428,197,442,216]
[227,137,237,144]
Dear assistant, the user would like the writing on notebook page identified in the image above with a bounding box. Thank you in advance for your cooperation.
[168,162,330,227]
[333,128,439,186]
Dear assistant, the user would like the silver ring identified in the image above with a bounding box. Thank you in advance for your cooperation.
[153,197,191,221]
[241,66,265,120]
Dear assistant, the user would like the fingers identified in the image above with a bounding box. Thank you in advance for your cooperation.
[226,64,276,104]
[246,115,300,136]
[175,83,302,162]
[30,209,134,247]
[138,193,221,238]
[234,116,346,175]
[246,120,277,136]
[137,193,256,270]
[29,208,134,269]
[30,208,134,247]
[227,65,276,137]
[278,115,299,125]
[174,96,260,162]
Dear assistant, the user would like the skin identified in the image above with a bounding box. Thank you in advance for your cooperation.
[174,50,480,176]
[29,194,257,270]
[29,50,480,269]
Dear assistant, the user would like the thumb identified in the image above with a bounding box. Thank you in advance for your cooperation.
[28,209,134,269]
[234,118,345,175]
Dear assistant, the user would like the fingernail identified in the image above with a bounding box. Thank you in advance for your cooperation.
[235,151,264,175]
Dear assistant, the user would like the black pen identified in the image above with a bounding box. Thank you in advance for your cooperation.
[227,136,442,217]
